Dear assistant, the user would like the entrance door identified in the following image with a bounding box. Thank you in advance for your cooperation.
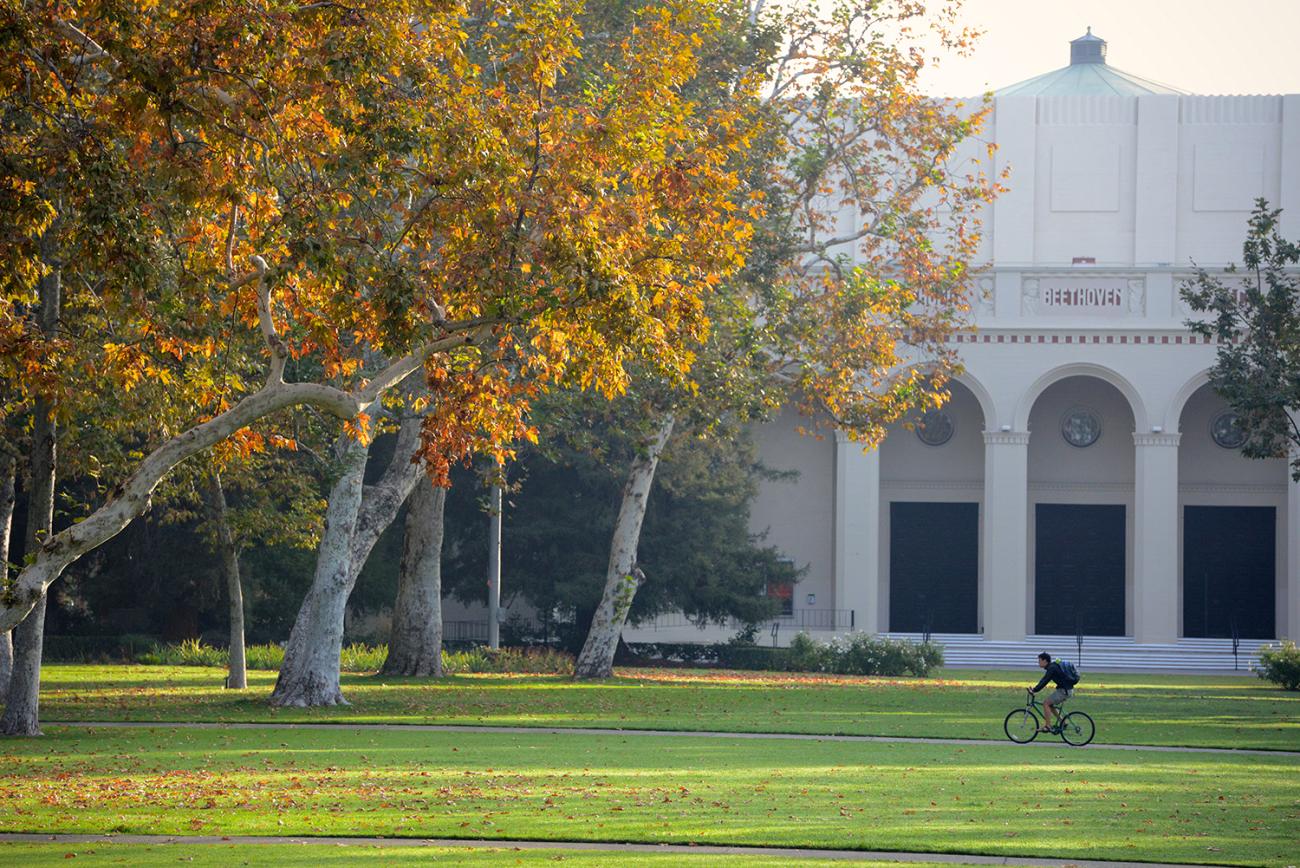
[889,502,978,633]
[1183,506,1275,639]
[1035,504,1125,636]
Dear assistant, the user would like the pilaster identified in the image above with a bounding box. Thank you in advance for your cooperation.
[1134,432,1180,644]
[835,434,881,632]
[982,430,1030,640]
[1287,453,1300,641]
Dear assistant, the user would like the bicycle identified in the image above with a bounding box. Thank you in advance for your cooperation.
[1004,688,1095,746]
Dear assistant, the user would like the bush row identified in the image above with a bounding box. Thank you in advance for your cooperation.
[136,638,574,675]
[1255,641,1300,690]
[629,632,943,677]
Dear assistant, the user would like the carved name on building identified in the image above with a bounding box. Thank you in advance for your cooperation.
[1023,276,1145,317]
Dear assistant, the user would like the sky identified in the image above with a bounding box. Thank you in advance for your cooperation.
[917,0,1300,96]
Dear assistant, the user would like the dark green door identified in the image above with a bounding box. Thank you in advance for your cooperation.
[1035,504,1125,636]
[889,502,978,633]
[1183,506,1275,639]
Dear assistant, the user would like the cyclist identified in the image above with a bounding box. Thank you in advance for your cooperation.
[1029,651,1077,733]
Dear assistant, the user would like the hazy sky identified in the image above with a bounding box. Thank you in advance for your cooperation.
[918,0,1300,96]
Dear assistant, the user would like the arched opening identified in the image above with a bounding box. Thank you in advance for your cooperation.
[880,380,986,634]
[1027,375,1136,636]
[1177,384,1283,639]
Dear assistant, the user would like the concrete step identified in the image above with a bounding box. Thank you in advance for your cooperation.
[880,633,1271,671]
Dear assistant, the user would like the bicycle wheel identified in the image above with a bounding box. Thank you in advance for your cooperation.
[1004,708,1041,743]
[1060,711,1095,746]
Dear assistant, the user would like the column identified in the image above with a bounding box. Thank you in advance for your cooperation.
[1287,455,1300,641]
[982,431,1030,640]
[835,433,880,633]
[1133,433,1181,644]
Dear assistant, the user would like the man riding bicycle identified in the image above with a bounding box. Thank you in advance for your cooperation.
[1029,651,1078,733]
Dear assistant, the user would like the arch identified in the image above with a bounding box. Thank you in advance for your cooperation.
[1013,362,1149,432]
[953,371,997,430]
[1166,368,1213,433]
[893,361,997,430]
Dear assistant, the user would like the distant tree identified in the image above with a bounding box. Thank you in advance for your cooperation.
[442,411,796,649]
[1182,201,1300,478]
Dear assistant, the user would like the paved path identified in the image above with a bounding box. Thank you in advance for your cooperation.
[46,720,1300,757]
[0,832,1227,867]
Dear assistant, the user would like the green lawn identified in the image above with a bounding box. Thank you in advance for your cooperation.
[34,664,1300,751]
[0,843,990,867]
[1,725,1295,866]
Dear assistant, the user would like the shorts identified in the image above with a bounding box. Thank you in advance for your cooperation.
[1047,687,1073,705]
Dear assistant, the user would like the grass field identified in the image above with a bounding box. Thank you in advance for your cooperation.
[2,725,1295,865]
[2,664,1297,867]
[0,843,994,867]
[34,664,1300,750]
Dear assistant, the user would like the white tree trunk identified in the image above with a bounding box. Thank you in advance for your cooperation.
[270,416,427,706]
[382,478,447,677]
[0,454,18,697]
[574,413,675,680]
[269,437,369,707]
[203,473,246,690]
[2,258,59,736]
[3,395,56,736]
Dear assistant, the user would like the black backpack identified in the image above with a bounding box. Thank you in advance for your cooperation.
[1057,658,1081,685]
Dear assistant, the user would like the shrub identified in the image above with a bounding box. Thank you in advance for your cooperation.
[786,632,828,672]
[442,646,573,675]
[630,634,941,677]
[139,637,227,667]
[341,643,387,672]
[139,640,571,675]
[44,634,158,663]
[244,644,285,670]
[1255,641,1300,691]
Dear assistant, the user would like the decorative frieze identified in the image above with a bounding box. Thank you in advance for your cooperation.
[983,430,1031,446]
[1133,432,1182,448]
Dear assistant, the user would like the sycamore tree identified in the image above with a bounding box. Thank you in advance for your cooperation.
[571,0,999,679]
[0,0,763,723]
[1182,202,1300,478]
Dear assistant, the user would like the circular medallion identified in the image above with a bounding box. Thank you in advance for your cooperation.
[1210,411,1246,449]
[1060,407,1101,448]
[915,410,955,447]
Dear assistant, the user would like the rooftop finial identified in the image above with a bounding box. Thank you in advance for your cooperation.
[1070,27,1107,65]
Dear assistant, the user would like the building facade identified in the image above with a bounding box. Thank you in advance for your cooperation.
[626,33,1300,657]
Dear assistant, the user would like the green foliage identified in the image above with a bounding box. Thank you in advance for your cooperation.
[1182,201,1300,478]
[1255,641,1300,690]
[442,423,795,646]
[630,633,943,677]
[442,646,574,675]
[138,641,572,675]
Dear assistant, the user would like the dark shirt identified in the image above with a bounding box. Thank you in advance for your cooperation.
[1033,661,1076,693]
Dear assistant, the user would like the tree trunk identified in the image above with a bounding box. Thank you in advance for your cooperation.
[202,473,246,689]
[2,255,59,736]
[269,437,368,707]
[0,454,17,696]
[270,416,426,706]
[3,426,52,735]
[382,478,447,677]
[573,413,675,680]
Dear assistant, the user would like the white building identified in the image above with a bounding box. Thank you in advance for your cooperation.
[625,31,1300,666]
